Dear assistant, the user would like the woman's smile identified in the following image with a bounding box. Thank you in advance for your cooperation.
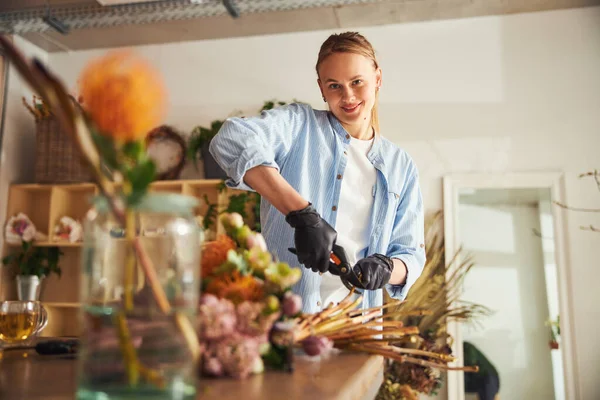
[341,102,362,114]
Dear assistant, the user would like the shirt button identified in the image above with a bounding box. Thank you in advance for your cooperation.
[337,174,342,179]
[332,206,337,211]
[317,301,321,307]
[343,151,348,156]
[345,134,350,139]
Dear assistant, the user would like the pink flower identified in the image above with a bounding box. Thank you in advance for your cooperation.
[302,335,333,357]
[12,219,29,236]
[236,301,280,337]
[203,357,223,377]
[199,293,220,308]
[246,233,267,251]
[282,292,302,317]
[198,295,237,340]
[213,333,262,379]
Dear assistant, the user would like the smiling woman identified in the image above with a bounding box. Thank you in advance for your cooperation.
[209,31,427,315]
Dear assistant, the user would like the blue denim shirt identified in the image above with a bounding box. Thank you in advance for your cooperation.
[209,103,426,313]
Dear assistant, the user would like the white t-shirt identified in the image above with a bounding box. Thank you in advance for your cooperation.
[320,136,377,308]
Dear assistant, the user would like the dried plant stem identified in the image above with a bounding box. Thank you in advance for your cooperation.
[345,343,478,372]
[581,225,600,233]
[124,208,136,311]
[579,170,600,192]
[115,312,139,385]
[554,201,600,213]
[138,364,166,389]
[133,239,201,361]
[373,343,455,363]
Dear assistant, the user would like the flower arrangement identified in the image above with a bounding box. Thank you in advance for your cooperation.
[198,212,302,378]
[199,212,481,382]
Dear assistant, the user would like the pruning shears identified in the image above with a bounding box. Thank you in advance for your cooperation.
[289,244,364,290]
[329,243,364,290]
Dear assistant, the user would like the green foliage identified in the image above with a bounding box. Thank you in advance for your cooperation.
[260,100,287,112]
[188,120,225,169]
[90,127,157,207]
[2,241,63,278]
[223,192,261,232]
[202,194,218,231]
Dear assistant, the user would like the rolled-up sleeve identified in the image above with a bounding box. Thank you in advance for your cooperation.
[385,161,426,300]
[209,103,309,191]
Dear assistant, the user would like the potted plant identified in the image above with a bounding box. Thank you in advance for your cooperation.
[187,120,227,179]
[2,241,63,301]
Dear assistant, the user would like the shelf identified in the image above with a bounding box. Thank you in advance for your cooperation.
[7,241,82,247]
[43,302,81,308]
[6,185,53,236]
[2,179,237,338]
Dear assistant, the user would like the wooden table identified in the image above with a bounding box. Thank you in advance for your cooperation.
[0,346,383,400]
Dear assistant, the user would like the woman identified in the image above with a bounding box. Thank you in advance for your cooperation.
[210,32,425,314]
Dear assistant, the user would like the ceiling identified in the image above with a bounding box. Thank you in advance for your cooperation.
[1,0,599,52]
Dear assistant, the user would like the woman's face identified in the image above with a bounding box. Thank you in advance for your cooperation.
[317,52,381,133]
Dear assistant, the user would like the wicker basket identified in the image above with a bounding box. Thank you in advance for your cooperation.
[34,116,93,183]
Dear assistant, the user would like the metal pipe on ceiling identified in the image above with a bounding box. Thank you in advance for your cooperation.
[0,0,384,34]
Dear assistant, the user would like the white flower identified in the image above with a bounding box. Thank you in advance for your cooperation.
[4,213,38,244]
[21,225,36,242]
[54,216,83,243]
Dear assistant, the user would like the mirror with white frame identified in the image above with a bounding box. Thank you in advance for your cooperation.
[443,173,577,400]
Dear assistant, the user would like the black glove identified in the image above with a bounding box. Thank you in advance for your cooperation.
[286,204,337,273]
[347,254,394,290]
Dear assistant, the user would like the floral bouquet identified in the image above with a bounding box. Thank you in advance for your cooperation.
[199,212,480,382]
[198,213,303,378]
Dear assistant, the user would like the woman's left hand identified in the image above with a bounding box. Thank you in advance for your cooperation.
[348,254,394,290]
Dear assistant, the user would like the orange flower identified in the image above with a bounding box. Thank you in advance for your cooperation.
[78,50,166,142]
[201,235,236,278]
[205,271,264,305]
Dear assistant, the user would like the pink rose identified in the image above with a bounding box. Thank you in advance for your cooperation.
[246,233,267,251]
[282,292,302,317]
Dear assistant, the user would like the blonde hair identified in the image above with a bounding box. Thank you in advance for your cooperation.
[316,32,380,134]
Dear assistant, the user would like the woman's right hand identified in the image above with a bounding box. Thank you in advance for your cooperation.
[285,204,337,273]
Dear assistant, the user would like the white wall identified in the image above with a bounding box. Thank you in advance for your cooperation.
[0,36,49,250]
[5,5,599,399]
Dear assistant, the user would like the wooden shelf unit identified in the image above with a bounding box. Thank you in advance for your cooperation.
[0,179,242,337]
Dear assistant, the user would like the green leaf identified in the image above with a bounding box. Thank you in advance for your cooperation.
[90,129,118,170]
[2,254,15,266]
[121,141,144,162]
[216,180,227,193]
[203,195,217,231]
[225,193,248,219]
[125,158,156,206]
[188,120,224,167]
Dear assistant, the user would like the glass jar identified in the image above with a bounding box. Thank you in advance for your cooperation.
[76,193,203,400]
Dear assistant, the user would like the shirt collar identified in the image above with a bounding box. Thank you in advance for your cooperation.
[327,112,385,168]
